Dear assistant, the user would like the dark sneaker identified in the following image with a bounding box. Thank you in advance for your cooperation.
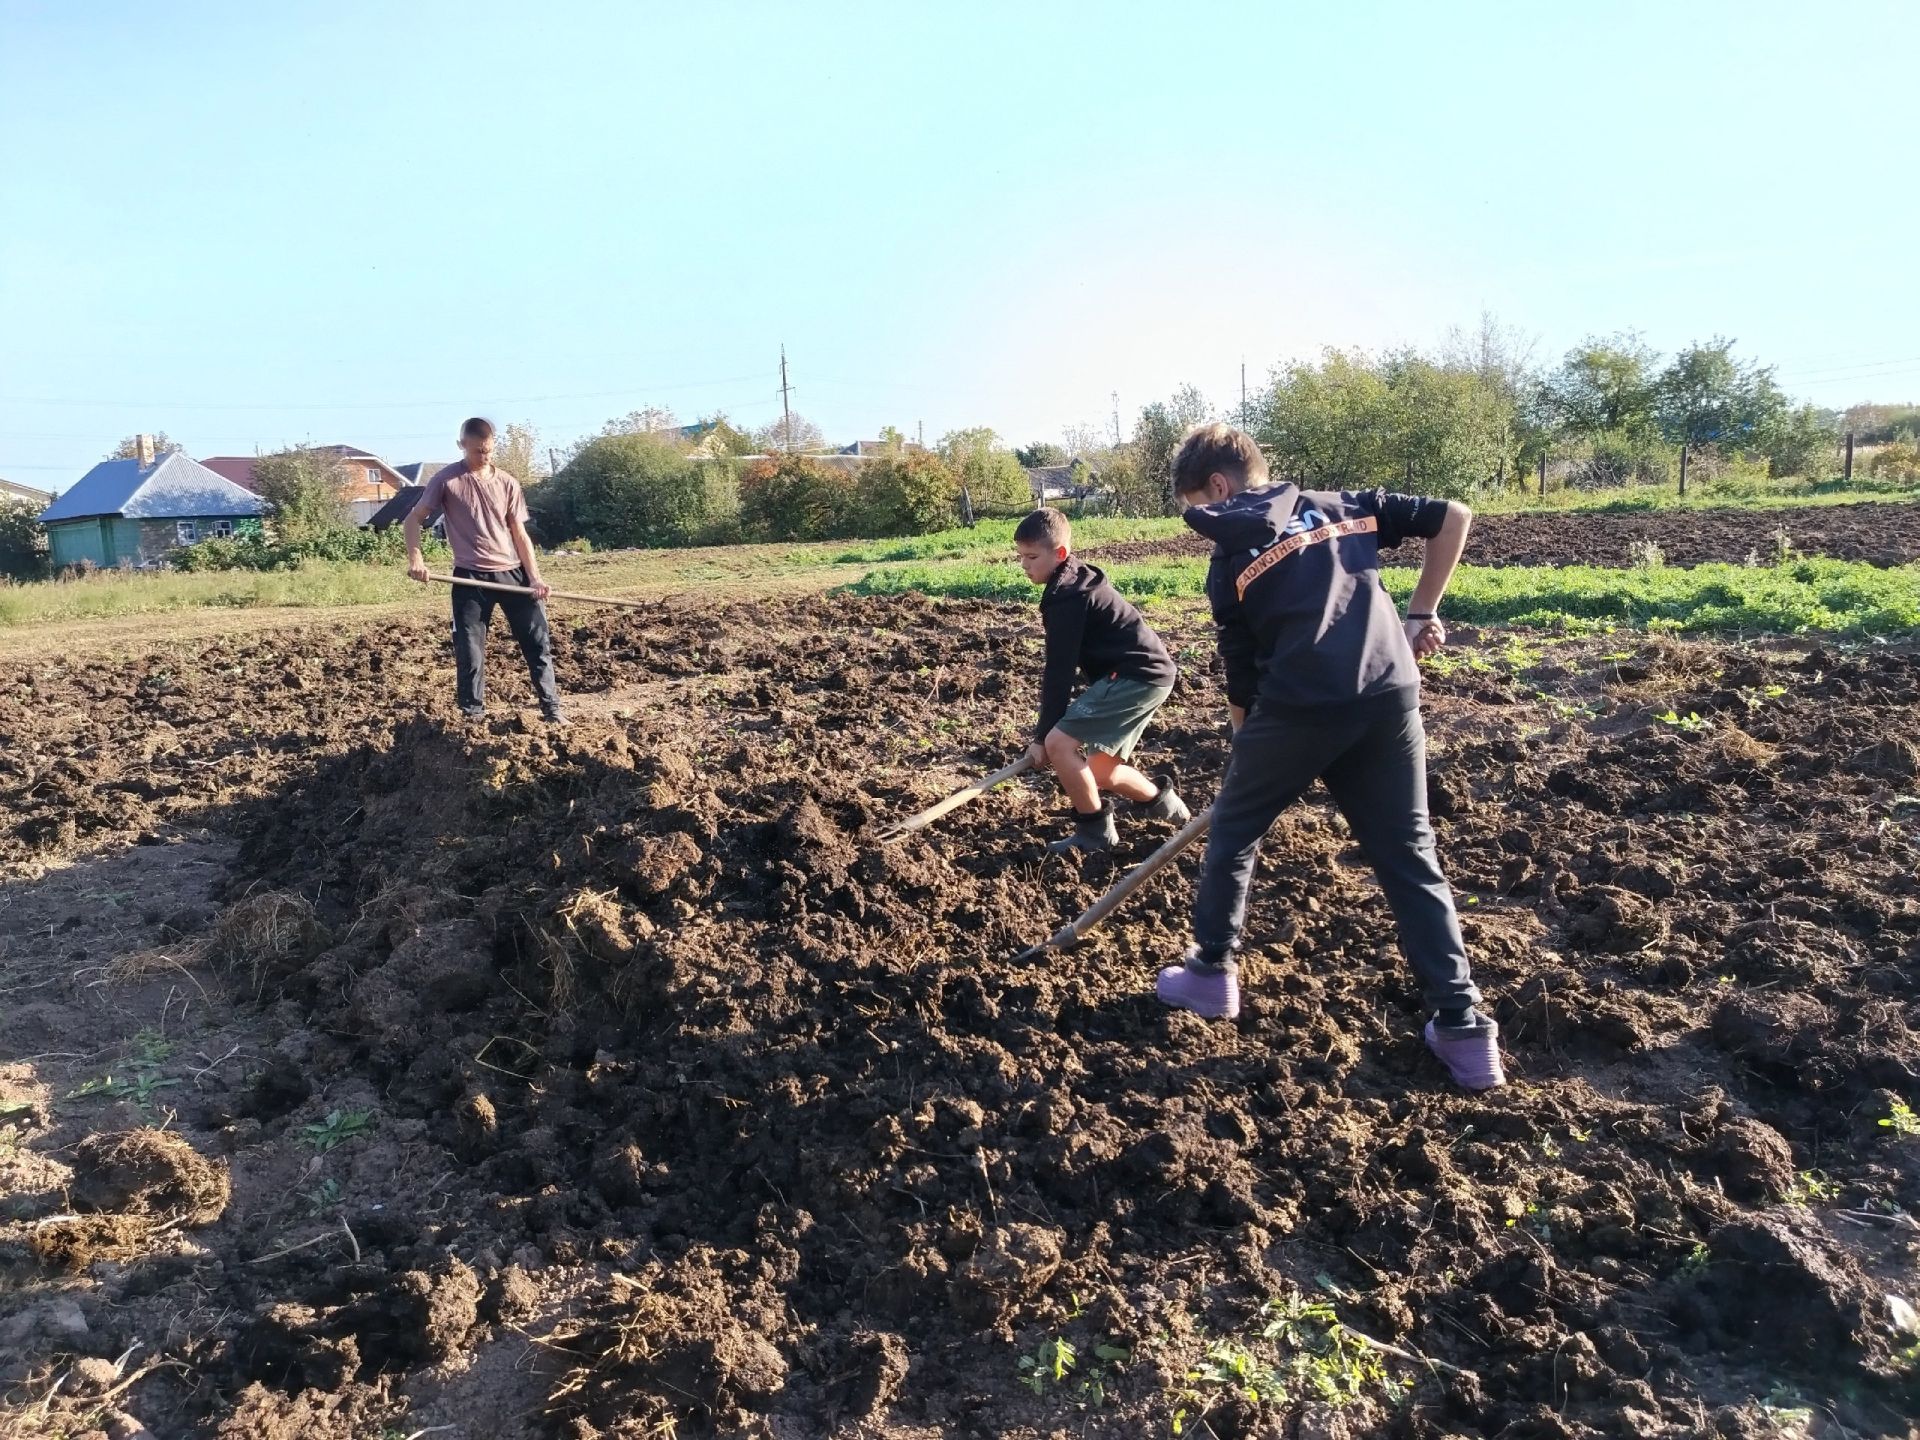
[457,707,486,723]
[541,710,568,727]
[1047,801,1117,855]
[1156,962,1241,1019]
[1424,1017,1506,1090]
[1132,775,1191,825]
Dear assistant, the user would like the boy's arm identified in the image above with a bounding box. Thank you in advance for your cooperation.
[1403,501,1471,658]
[403,474,444,583]
[1033,591,1087,744]
[1208,561,1258,733]
[507,479,550,599]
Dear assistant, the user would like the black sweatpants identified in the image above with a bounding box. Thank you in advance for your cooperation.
[450,566,560,717]
[1191,699,1479,1014]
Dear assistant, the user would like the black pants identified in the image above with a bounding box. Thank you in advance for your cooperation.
[450,567,560,716]
[1191,700,1479,1013]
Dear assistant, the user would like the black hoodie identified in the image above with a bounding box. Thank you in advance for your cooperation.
[1035,558,1177,741]
[1183,485,1453,714]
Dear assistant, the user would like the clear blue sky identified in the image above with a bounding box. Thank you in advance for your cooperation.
[3,0,1915,481]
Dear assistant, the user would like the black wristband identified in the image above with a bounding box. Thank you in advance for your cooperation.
[1407,611,1436,620]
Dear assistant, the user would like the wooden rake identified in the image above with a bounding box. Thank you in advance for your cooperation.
[1013,806,1212,962]
[425,572,654,610]
[875,754,1036,843]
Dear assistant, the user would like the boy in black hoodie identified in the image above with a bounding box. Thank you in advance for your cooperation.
[1014,508,1190,854]
[1160,424,1504,1091]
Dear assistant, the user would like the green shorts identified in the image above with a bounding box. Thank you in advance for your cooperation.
[1052,675,1174,760]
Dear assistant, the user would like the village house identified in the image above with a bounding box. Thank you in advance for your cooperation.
[39,435,266,569]
[1,478,54,507]
[200,445,411,525]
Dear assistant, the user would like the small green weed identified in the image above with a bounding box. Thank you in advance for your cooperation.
[1681,1241,1711,1275]
[1018,1336,1077,1395]
[64,1075,117,1101]
[1657,709,1712,733]
[1880,1098,1920,1138]
[1788,1170,1837,1204]
[304,1178,344,1215]
[303,1108,374,1152]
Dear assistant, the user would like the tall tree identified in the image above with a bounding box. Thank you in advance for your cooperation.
[751,412,826,452]
[1652,339,1769,452]
[495,421,541,482]
[253,445,353,541]
[1545,333,1660,437]
[1131,384,1212,513]
[1015,441,1069,468]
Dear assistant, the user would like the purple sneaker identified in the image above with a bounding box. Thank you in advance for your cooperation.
[1424,1018,1506,1090]
[1156,964,1240,1020]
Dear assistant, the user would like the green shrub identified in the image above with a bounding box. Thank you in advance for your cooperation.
[531,433,734,549]
[1869,441,1920,483]
[739,455,860,541]
[852,450,959,536]
[1565,429,1675,490]
[171,525,447,572]
[0,499,49,582]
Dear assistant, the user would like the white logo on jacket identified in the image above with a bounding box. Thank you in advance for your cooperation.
[1281,507,1328,538]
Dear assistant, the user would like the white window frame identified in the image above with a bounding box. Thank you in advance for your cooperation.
[367,466,380,487]
[175,520,197,544]
[212,519,234,539]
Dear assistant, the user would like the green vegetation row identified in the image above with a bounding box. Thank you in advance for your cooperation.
[852,556,1920,637]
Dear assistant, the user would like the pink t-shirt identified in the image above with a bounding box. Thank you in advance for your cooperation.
[417,463,528,571]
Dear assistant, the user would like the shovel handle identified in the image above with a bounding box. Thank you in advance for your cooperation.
[425,572,655,612]
[880,754,1036,841]
[1039,805,1213,950]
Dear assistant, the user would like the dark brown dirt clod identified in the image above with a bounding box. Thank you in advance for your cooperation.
[68,1128,229,1224]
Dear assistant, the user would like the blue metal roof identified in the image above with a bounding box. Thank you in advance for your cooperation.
[40,453,268,523]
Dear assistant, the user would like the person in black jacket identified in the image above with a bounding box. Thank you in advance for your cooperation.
[1158,424,1504,1091]
[1014,508,1190,854]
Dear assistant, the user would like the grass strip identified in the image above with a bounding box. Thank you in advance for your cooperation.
[850,556,1920,637]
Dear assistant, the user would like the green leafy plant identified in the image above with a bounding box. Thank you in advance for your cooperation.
[303,1108,374,1153]
[1880,1098,1920,1138]
[304,1178,344,1215]
[1657,709,1712,732]
[1788,1170,1837,1204]
[1018,1336,1077,1395]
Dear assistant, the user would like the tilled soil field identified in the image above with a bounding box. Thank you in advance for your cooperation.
[2,594,1919,1439]
[1087,499,1920,569]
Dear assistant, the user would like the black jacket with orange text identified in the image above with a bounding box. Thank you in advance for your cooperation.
[1182,486,1452,715]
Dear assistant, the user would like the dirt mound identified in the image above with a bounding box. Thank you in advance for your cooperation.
[1086,498,1920,569]
[70,1127,230,1223]
[4,596,1919,1437]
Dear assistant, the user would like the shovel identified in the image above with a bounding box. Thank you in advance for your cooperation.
[425,572,655,611]
[1014,805,1212,962]
[877,754,1036,842]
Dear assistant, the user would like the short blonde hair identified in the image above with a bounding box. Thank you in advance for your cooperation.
[1171,423,1270,496]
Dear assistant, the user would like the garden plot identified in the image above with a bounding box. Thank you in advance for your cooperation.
[1,595,1917,1439]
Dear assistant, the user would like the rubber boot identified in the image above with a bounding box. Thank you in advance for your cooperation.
[1130,773,1191,825]
[1424,1015,1506,1090]
[1156,947,1241,1020]
[1048,799,1117,855]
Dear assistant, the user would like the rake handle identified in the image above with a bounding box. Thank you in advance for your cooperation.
[881,754,1036,840]
[424,572,654,612]
[1039,805,1213,950]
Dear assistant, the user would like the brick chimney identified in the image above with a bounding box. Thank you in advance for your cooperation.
[135,433,156,467]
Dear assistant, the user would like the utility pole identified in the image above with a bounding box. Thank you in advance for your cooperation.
[1240,361,1248,430]
[1844,430,1855,485]
[547,447,559,479]
[1110,391,1121,447]
[917,420,924,449]
[779,344,794,452]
